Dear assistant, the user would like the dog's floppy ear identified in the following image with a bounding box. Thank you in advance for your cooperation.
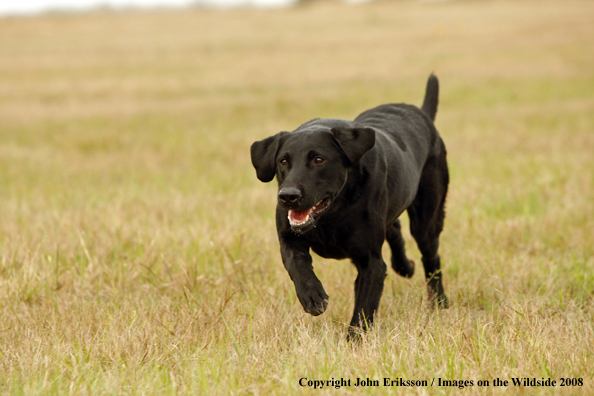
[331,126,376,166]
[250,132,287,183]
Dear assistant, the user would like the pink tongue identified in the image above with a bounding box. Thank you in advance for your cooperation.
[289,209,312,223]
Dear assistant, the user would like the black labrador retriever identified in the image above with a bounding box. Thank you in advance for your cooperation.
[250,74,449,335]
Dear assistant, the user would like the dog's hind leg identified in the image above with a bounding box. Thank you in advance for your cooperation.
[407,139,449,308]
[386,219,415,278]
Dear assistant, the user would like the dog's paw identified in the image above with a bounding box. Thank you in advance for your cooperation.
[295,280,329,316]
[346,326,363,344]
[392,258,415,278]
[428,291,449,309]
[437,295,450,309]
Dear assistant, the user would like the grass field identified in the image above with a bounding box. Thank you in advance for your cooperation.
[1,0,594,394]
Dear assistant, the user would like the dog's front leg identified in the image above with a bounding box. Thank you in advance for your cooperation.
[349,254,387,335]
[280,237,329,316]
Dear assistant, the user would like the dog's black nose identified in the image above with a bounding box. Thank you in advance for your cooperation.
[278,187,302,205]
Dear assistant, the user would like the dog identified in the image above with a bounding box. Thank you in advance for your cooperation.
[250,74,449,336]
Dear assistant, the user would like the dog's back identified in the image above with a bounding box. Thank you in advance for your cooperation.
[355,74,440,155]
[351,76,444,221]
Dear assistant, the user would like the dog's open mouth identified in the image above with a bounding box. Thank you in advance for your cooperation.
[288,197,331,230]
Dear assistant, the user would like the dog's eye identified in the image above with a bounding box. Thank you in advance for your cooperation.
[280,159,288,166]
[314,157,325,164]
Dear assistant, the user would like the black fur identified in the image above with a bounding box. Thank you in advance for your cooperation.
[250,74,449,336]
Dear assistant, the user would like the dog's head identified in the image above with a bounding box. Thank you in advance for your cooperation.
[250,120,375,234]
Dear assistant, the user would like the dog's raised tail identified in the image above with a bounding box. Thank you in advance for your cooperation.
[421,74,439,122]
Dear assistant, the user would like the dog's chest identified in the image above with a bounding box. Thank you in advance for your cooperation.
[310,241,349,260]
[304,226,353,260]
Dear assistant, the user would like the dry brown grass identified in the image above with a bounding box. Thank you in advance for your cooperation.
[1,0,593,394]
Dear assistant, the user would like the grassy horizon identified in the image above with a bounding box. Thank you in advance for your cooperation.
[1,0,594,394]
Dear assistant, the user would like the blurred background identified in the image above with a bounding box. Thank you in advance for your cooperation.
[2,0,297,14]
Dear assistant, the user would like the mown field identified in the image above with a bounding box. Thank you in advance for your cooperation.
[1,0,593,394]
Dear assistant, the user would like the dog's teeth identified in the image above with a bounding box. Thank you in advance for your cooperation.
[288,213,311,226]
